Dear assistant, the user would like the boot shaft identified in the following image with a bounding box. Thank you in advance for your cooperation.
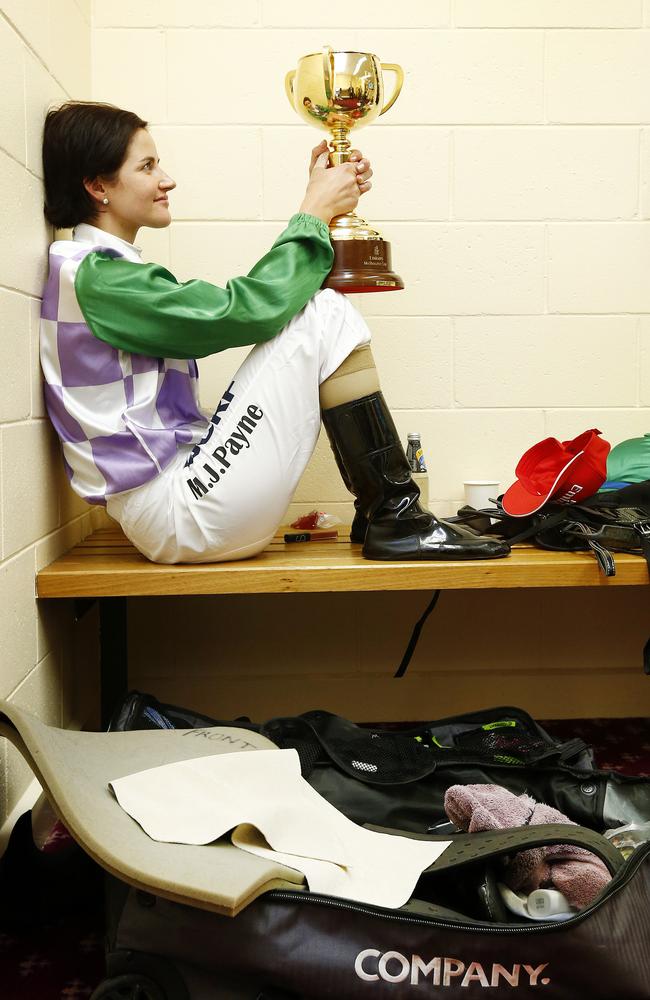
[321,392,416,519]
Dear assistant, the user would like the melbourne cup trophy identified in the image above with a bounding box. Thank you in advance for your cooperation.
[285,46,405,293]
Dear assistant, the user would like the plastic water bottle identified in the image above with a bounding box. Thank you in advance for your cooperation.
[405,433,429,508]
[406,433,427,473]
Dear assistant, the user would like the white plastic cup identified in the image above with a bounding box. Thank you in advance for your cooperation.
[463,480,500,510]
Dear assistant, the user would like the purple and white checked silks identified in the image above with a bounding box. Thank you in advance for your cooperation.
[39,224,208,505]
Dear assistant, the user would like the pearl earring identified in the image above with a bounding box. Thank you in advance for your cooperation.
[102,197,109,205]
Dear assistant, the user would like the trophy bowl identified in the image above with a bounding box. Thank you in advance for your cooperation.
[286,47,404,293]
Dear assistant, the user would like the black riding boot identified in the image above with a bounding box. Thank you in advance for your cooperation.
[327,436,368,543]
[321,392,510,560]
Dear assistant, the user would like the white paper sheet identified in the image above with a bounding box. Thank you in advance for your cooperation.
[110,748,450,909]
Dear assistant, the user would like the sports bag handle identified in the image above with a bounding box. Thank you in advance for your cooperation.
[367,822,624,877]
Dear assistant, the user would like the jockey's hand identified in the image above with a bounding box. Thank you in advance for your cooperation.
[308,139,373,194]
[300,145,361,224]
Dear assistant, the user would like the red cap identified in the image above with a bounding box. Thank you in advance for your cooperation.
[502,429,610,517]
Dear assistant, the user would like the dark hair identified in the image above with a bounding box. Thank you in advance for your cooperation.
[42,101,148,228]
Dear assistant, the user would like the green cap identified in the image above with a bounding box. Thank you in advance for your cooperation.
[606,433,650,484]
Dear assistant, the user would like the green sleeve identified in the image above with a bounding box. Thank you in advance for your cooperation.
[74,213,334,359]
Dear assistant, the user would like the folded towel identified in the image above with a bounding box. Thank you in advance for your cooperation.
[444,783,610,909]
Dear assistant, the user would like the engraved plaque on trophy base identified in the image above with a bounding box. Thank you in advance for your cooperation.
[323,238,404,293]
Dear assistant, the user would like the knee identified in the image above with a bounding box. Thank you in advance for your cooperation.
[311,287,345,315]
[311,288,370,342]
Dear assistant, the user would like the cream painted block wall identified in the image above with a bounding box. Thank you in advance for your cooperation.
[128,586,650,723]
[92,5,649,525]
[90,2,650,724]
[0,1,102,834]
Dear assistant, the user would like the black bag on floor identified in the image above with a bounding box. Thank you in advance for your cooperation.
[110,694,650,834]
[261,707,614,833]
[107,690,249,733]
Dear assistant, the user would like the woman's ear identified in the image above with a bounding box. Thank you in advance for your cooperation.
[82,176,107,206]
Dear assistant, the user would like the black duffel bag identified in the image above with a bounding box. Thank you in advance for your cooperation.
[109,694,650,834]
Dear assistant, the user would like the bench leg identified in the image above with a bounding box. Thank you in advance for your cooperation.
[99,597,128,730]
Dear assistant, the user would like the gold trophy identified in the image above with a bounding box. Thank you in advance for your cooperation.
[285,46,404,292]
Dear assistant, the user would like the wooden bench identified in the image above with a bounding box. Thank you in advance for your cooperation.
[37,526,649,726]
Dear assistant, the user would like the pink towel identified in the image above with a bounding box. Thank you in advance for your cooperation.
[444,783,611,909]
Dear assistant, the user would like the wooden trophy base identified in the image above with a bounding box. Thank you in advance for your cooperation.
[322,238,404,294]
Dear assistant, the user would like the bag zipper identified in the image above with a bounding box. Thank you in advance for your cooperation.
[267,841,650,935]
[430,739,590,767]
[424,750,628,778]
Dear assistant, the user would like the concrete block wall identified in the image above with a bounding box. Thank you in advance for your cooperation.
[93,1,650,525]
[90,2,650,723]
[0,0,101,837]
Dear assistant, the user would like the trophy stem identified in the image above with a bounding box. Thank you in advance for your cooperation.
[327,125,381,239]
[328,125,352,166]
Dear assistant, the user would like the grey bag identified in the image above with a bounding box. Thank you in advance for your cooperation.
[91,824,650,1000]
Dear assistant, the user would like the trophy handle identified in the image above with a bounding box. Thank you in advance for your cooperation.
[379,63,404,116]
[284,70,296,109]
[322,45,335,105]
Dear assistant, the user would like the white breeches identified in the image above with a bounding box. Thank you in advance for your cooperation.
[106,289,371,564]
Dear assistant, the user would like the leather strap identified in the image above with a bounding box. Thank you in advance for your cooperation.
[394,590,441,678]
[507,509,569,545]
[586,537,616,576]
[635,522,650,568]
